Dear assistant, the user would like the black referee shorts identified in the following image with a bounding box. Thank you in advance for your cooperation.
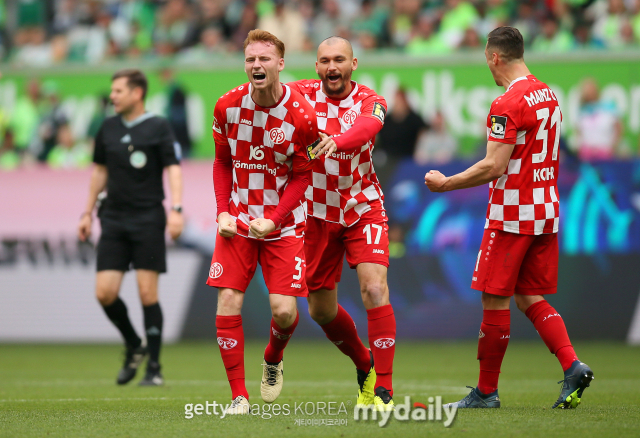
[97,204,167,273]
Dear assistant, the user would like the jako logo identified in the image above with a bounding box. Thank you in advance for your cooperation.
[269,128,286,144]
[271,327,291,340]
[342,110,357,125]
[373,338,395,349]
[217,337,238,350]
[478,330,485,339]
[240,118,252,125]
[249,145,264,160]
[209,262,223,279]
[332,340,343,346]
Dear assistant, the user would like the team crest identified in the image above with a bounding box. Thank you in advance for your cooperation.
[209,262,223,279]
[217,337,238,350]
[373,338,395,349]
[269,127,286,144]
[490,115,507,139]
[129,151,147,168]
[371,102,386,124]
[342,110,357,125]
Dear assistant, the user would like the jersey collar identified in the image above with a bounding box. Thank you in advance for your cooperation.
[321,81,358,105]
[121,112,154,129]
[247,83,290,109]
[506,76,529,91]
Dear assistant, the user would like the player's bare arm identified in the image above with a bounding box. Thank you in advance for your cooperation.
[424,140,515,192]
[166,164,183,240]
[78,164,108,241]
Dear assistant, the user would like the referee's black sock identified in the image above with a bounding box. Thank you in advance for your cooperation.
[143,302,163,366]
[102,298,142,349]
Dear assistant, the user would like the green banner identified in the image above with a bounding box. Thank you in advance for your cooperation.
[2,54,639,158]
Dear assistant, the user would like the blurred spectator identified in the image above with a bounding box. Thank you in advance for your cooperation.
[12,26,68,66]
[87,94,111,145]
[377,88,429,159]
[153,0,192,56]
[574,20,606,49]
[458,27,482,49]
[592,0,629,48]
[414,111,458,164]
[311,0,349,46]
[178,25,228,62]
[531,15,576,52]
[511,1,539,45]
[388,0,422,48]
[46,124,91,169]
[351,0,389,47]
[36,81,70,162]
[8,79,41,154]
[406,14,451,56]
[575,78,623,161]
[160,68,192,158]
[258,0,307,52]
[438,0,480,48]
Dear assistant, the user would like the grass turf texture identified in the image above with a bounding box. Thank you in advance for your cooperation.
[1,341,638,437]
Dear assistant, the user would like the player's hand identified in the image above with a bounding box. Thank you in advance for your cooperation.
[249,218,276,239]
[78,213,92,242]
[217,212,237,238]
[312,132,337,158]
[424,170,449,192]
[167,210,184,240]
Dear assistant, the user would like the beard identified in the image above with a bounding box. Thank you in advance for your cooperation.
[321,72,352,97]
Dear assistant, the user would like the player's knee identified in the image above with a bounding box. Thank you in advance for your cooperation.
[360,280,388,306]
[95,287,118,306]
[139,290,158,307]
[514,295,543,313]
[272,306,296,327]
[307,301,334,325]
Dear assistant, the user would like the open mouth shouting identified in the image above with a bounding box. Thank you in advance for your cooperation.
[252,71,267,85]
[326,72,341,84]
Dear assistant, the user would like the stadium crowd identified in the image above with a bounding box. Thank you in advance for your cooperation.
[0,0,639,65]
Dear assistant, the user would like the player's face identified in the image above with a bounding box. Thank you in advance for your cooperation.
[484,44,500,86]
[316,42,357,98]
[244,42,284,91]
[110,77,139,115]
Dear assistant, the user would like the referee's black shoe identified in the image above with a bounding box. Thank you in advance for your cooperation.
[139,361,164,386]
[117,345,148,385]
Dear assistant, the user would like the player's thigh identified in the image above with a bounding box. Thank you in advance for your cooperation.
[343,208,390,270]
[130,207,167,273]
[95,270,125,305]
[136,269,159,306]
[259,237,308,297]
[516,233,558,296]
[471,229,534,297]
[206,233,259,293]
[96,216,132,272]
[304,217,345,292]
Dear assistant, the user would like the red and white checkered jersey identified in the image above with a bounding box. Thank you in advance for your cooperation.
[485,75,561,235]
[213,83,318,240]
[288,79,386,226]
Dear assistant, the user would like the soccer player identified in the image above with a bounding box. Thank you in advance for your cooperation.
[207,30,319,414]
[78,69,184,386]
[424,27,594,409]
[287,36,396,411]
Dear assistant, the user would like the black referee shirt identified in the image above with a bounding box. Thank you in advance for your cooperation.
[93,113,180,210]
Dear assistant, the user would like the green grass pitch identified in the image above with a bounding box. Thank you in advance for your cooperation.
[1,341,639,437]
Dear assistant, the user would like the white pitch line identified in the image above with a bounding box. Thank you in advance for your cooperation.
[0,396,192,403]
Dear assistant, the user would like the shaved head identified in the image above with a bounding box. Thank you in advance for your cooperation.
[318,36,353,59]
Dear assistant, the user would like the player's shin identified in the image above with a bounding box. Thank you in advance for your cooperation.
[367,304,396,395]
[216,315,248,399]
[477,309,510,395]
[264,311,299,364]
[525,300,578,371]
[321,304,371,372]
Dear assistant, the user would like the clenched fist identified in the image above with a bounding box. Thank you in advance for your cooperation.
[424,170,449,192]
[249,218,276,239]
[217,212,237,237]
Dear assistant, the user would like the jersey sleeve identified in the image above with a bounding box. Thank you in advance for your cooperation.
[291,112,319,173]
[92,123,106,165]
[212,99,228,146]
[487,97,519,145]
[358,95,388,126]
[159,119,180,166]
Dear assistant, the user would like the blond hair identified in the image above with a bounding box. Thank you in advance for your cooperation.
[243,29,285,58]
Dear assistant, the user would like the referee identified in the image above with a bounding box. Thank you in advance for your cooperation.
[78,69,183,386]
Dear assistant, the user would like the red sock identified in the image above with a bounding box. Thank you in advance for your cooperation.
[477,309,510,395]
[264,311,299,364]
[320,304,371,372]
[216,315,247,400]
[367,304,396,395]
[525,300,578,372]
